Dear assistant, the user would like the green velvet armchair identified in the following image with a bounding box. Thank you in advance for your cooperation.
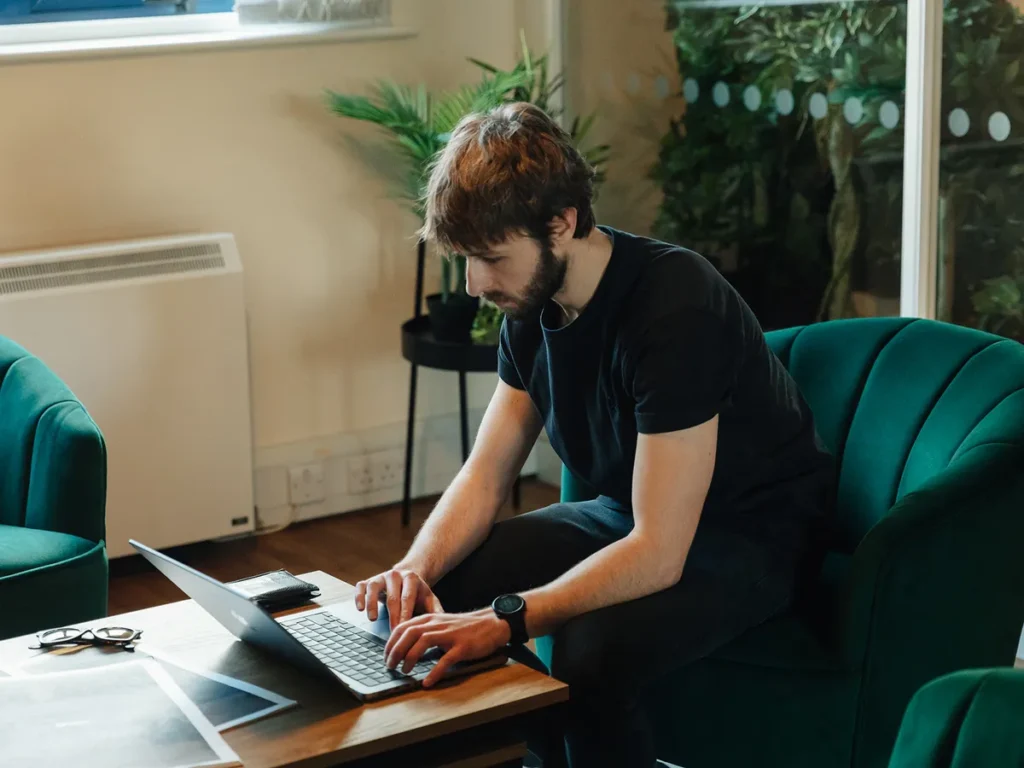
[0,336,108,641]
[888,667,1024,767]
[541,317,1024,768]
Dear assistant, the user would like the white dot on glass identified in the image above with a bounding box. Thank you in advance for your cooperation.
[713,81,730,108]
[683,78,700,103]
[626,73,641,95]
[949,108,970,137]
[843,97,864,125]
[601,72,615,92]
[775,89,795,116]
[879,100,900,129]
[655,75,670,100]
[989,111,1011,141]
[809,93,828,120]
[743,85,762,111]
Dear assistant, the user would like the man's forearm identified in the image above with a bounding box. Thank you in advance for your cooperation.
[521,531,689,638]
[396,466,504,586]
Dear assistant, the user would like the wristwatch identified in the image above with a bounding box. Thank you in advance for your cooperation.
[491,593,528,645]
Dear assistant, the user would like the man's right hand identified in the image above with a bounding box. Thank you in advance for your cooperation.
[354,568,444,631]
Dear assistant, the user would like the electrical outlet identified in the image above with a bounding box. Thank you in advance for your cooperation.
[288,462,325,505]
[370,449,404,490]
[347,455,373,495]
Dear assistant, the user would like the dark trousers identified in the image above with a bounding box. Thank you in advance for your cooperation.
[432,499,811,768]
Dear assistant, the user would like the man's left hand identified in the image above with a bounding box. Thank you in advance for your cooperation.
[384,608,511,688]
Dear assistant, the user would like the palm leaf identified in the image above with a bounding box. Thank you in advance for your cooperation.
[373,80,431,128]
[584,144,612,167]
[572,113,597,144]
[518,29,534,87]
[326,30,611,234]
[327,92,396,125]
[431,70,533,135]
[431,85,486,135]
[467,57,499,74]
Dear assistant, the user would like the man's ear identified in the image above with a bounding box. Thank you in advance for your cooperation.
[549,208,578,244]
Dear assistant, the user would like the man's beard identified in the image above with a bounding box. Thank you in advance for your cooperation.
[485,242,566,321]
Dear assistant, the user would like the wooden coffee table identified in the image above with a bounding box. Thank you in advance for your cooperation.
[0,571,568,767]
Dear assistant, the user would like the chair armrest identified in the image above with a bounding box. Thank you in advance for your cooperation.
[25,402,107,545]
[888,667,1024,767]
[841,445,1024,764]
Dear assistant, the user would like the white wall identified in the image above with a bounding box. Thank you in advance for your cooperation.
[0,0,525,455]
[0,0,678,522]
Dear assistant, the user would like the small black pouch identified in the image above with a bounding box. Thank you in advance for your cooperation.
[228,569,321,610]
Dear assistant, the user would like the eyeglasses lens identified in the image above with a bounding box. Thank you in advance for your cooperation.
[39,627,81,643]
[94,627,136,641]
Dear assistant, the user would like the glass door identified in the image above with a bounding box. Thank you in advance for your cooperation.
[936,0,1024,342]
[567,0,912,331]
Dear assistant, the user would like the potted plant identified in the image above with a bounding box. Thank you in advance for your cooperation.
[327,70,526,342]
[427,251,478,344]
[327,35,609,345]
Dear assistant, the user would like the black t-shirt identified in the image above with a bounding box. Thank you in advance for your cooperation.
[499,226,834,543]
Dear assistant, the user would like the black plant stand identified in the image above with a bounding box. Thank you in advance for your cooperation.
[400,239,521,527]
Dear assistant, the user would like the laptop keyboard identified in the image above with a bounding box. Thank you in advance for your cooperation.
[281,611,436,687]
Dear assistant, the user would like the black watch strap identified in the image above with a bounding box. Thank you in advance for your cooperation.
[492,594,528,645]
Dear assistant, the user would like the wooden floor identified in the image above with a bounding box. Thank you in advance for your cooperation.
[108,478,559,616]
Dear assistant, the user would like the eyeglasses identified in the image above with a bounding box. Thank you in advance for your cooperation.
[30,626,143,652]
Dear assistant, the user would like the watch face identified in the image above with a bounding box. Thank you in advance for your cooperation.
[494,594,525,614]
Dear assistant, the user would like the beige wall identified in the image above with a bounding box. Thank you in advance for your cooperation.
[0,0,675,455]
[0,0,526,450]
[566,0,677,238]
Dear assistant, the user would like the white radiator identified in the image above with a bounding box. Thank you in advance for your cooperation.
[0,233,255,558]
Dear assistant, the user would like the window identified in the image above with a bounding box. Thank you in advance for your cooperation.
[0,0,232,25]
[0,0,387,28]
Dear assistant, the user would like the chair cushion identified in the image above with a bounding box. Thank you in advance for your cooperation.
[889,668,1024,767]
[0,524,107,640]
[0,524,97,577]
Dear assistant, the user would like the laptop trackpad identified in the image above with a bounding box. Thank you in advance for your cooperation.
[326,600,391,642]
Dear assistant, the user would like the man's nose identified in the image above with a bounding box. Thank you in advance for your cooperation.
[465,260,488,298]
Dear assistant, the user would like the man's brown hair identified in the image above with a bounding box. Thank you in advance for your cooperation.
[420,102,596,254]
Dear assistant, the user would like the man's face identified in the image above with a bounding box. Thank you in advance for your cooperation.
[464,235,567,320]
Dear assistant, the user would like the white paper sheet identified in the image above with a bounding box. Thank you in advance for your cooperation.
[0,659,241,768]
[2,643,296,731]
[146,646,296,731]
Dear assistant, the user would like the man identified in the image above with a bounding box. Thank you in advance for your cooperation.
[355,102,834,767]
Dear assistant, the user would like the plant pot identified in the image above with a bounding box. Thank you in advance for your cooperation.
[425,293,480,344]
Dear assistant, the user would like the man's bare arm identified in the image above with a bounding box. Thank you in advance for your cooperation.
[519,416,717,637]
[356,380,542,623]
[379,415,719,685]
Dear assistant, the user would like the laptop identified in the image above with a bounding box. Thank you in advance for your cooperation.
[129,540,507,701]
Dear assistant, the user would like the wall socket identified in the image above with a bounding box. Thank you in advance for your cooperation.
[371,449,403,490]
[347,449,404,495]
[288,462,325,505]
[347,455,373,495]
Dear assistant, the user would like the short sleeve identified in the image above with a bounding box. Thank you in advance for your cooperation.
[627,309,740,434]
[497,319,526,390]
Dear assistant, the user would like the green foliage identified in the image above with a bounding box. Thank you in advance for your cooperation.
[656,0,1024,335]
[972,274,1024,336]
[327,70,533,223]
[471,300,504,345]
